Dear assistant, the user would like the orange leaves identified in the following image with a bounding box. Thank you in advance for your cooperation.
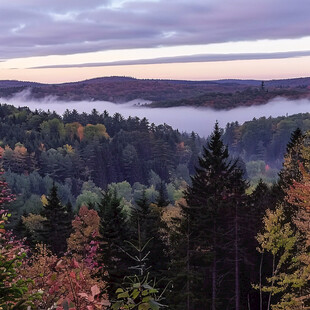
[77,124,84,141]
[286,162,310,250]
[65,122,84,141]
[287,163,310,213]
[67,206,101,263]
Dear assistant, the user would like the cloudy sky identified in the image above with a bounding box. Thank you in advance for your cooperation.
[0,0,310,83]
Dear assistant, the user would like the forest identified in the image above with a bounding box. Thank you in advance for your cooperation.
[0,76,309,109]
[1,103,310,309]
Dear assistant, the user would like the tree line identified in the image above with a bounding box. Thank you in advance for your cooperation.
[1,105,310,309]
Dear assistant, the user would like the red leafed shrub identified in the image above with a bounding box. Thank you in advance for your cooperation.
[22,244,109,309]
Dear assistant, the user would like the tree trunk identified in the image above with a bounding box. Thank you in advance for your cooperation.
[186,219,190,310]
[235,205,240,310]
[212,222,217,310]
[267,255,275,310]
[259,254,263,310]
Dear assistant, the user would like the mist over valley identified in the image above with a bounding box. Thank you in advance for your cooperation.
[2,90,310,137]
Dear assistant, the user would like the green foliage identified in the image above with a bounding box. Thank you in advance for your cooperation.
[98,189,131,296]
[112,275,166,310]
[75,190,101,210]
[224,113,310,173]
[254,206,305,310]
[0,250,33,310]
[36,184,73,254]
[178,122,249,309]
[112,210,168,310]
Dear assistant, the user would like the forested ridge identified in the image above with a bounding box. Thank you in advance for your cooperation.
[1,103,310,309]
[1,76,309,109]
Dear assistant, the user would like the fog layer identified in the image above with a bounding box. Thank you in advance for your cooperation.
[2,91,310,137]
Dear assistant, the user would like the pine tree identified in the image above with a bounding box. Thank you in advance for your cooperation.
[179,122,248,310]
[155,182,169,208]
[98,189,130,297]
[168,207,196,310]
[37,184,72,255]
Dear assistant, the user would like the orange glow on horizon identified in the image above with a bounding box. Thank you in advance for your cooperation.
[0,56,309,83]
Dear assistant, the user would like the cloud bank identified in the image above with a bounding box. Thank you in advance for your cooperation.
[31,51,310,69]
[0,0,310,59]
[2,92,310,137]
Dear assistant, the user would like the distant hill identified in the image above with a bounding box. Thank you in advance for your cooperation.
[0,80,43,88]
[0,76,309,109]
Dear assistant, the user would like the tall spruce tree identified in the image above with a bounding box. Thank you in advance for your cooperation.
[38,184,72,255]
[179,122,248,310]
[155,182,169,208]
[98,189,130,298]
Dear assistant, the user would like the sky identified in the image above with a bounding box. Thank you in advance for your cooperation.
[0,0,310,83]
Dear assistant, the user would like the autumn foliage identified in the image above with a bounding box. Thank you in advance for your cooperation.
[21,244,109,310]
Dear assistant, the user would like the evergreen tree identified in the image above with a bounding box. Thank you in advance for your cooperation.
[37,184,72,255]
[179,122,248,310]
[168,207,196,310]
[132,190,169,282]
[98,189,130,297]
[277,128,304,196]
[155,182,169,208]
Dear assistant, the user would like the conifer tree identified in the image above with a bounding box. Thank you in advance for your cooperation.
[98,189,130,297]
[37,184,72,255]
[155,182,169,208]
[277,128,304,198]
[132,189,169,282]
[179,122,248,310]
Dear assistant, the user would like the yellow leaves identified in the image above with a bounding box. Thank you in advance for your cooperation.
[65,122,110,141]
[41,194,48,206]
[63,144,74,154]
[257,206,297,258]
[22,213,46,233]
[161,200,183,229]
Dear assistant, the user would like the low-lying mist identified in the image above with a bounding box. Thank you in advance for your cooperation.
[2,90,310,137]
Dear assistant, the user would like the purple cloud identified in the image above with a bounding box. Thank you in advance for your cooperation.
[31,50,310,69]
[0,0,309,59]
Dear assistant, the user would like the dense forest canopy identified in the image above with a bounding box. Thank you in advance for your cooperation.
[0,103,309,218]
[0,103,206,223]
[1,102,310,309]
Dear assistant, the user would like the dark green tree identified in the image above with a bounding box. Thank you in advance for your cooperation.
[178,122,248,310]
[98,189,131,297]
[37,184,72,255]
[132,190,169,282]
[155,182,169,208]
